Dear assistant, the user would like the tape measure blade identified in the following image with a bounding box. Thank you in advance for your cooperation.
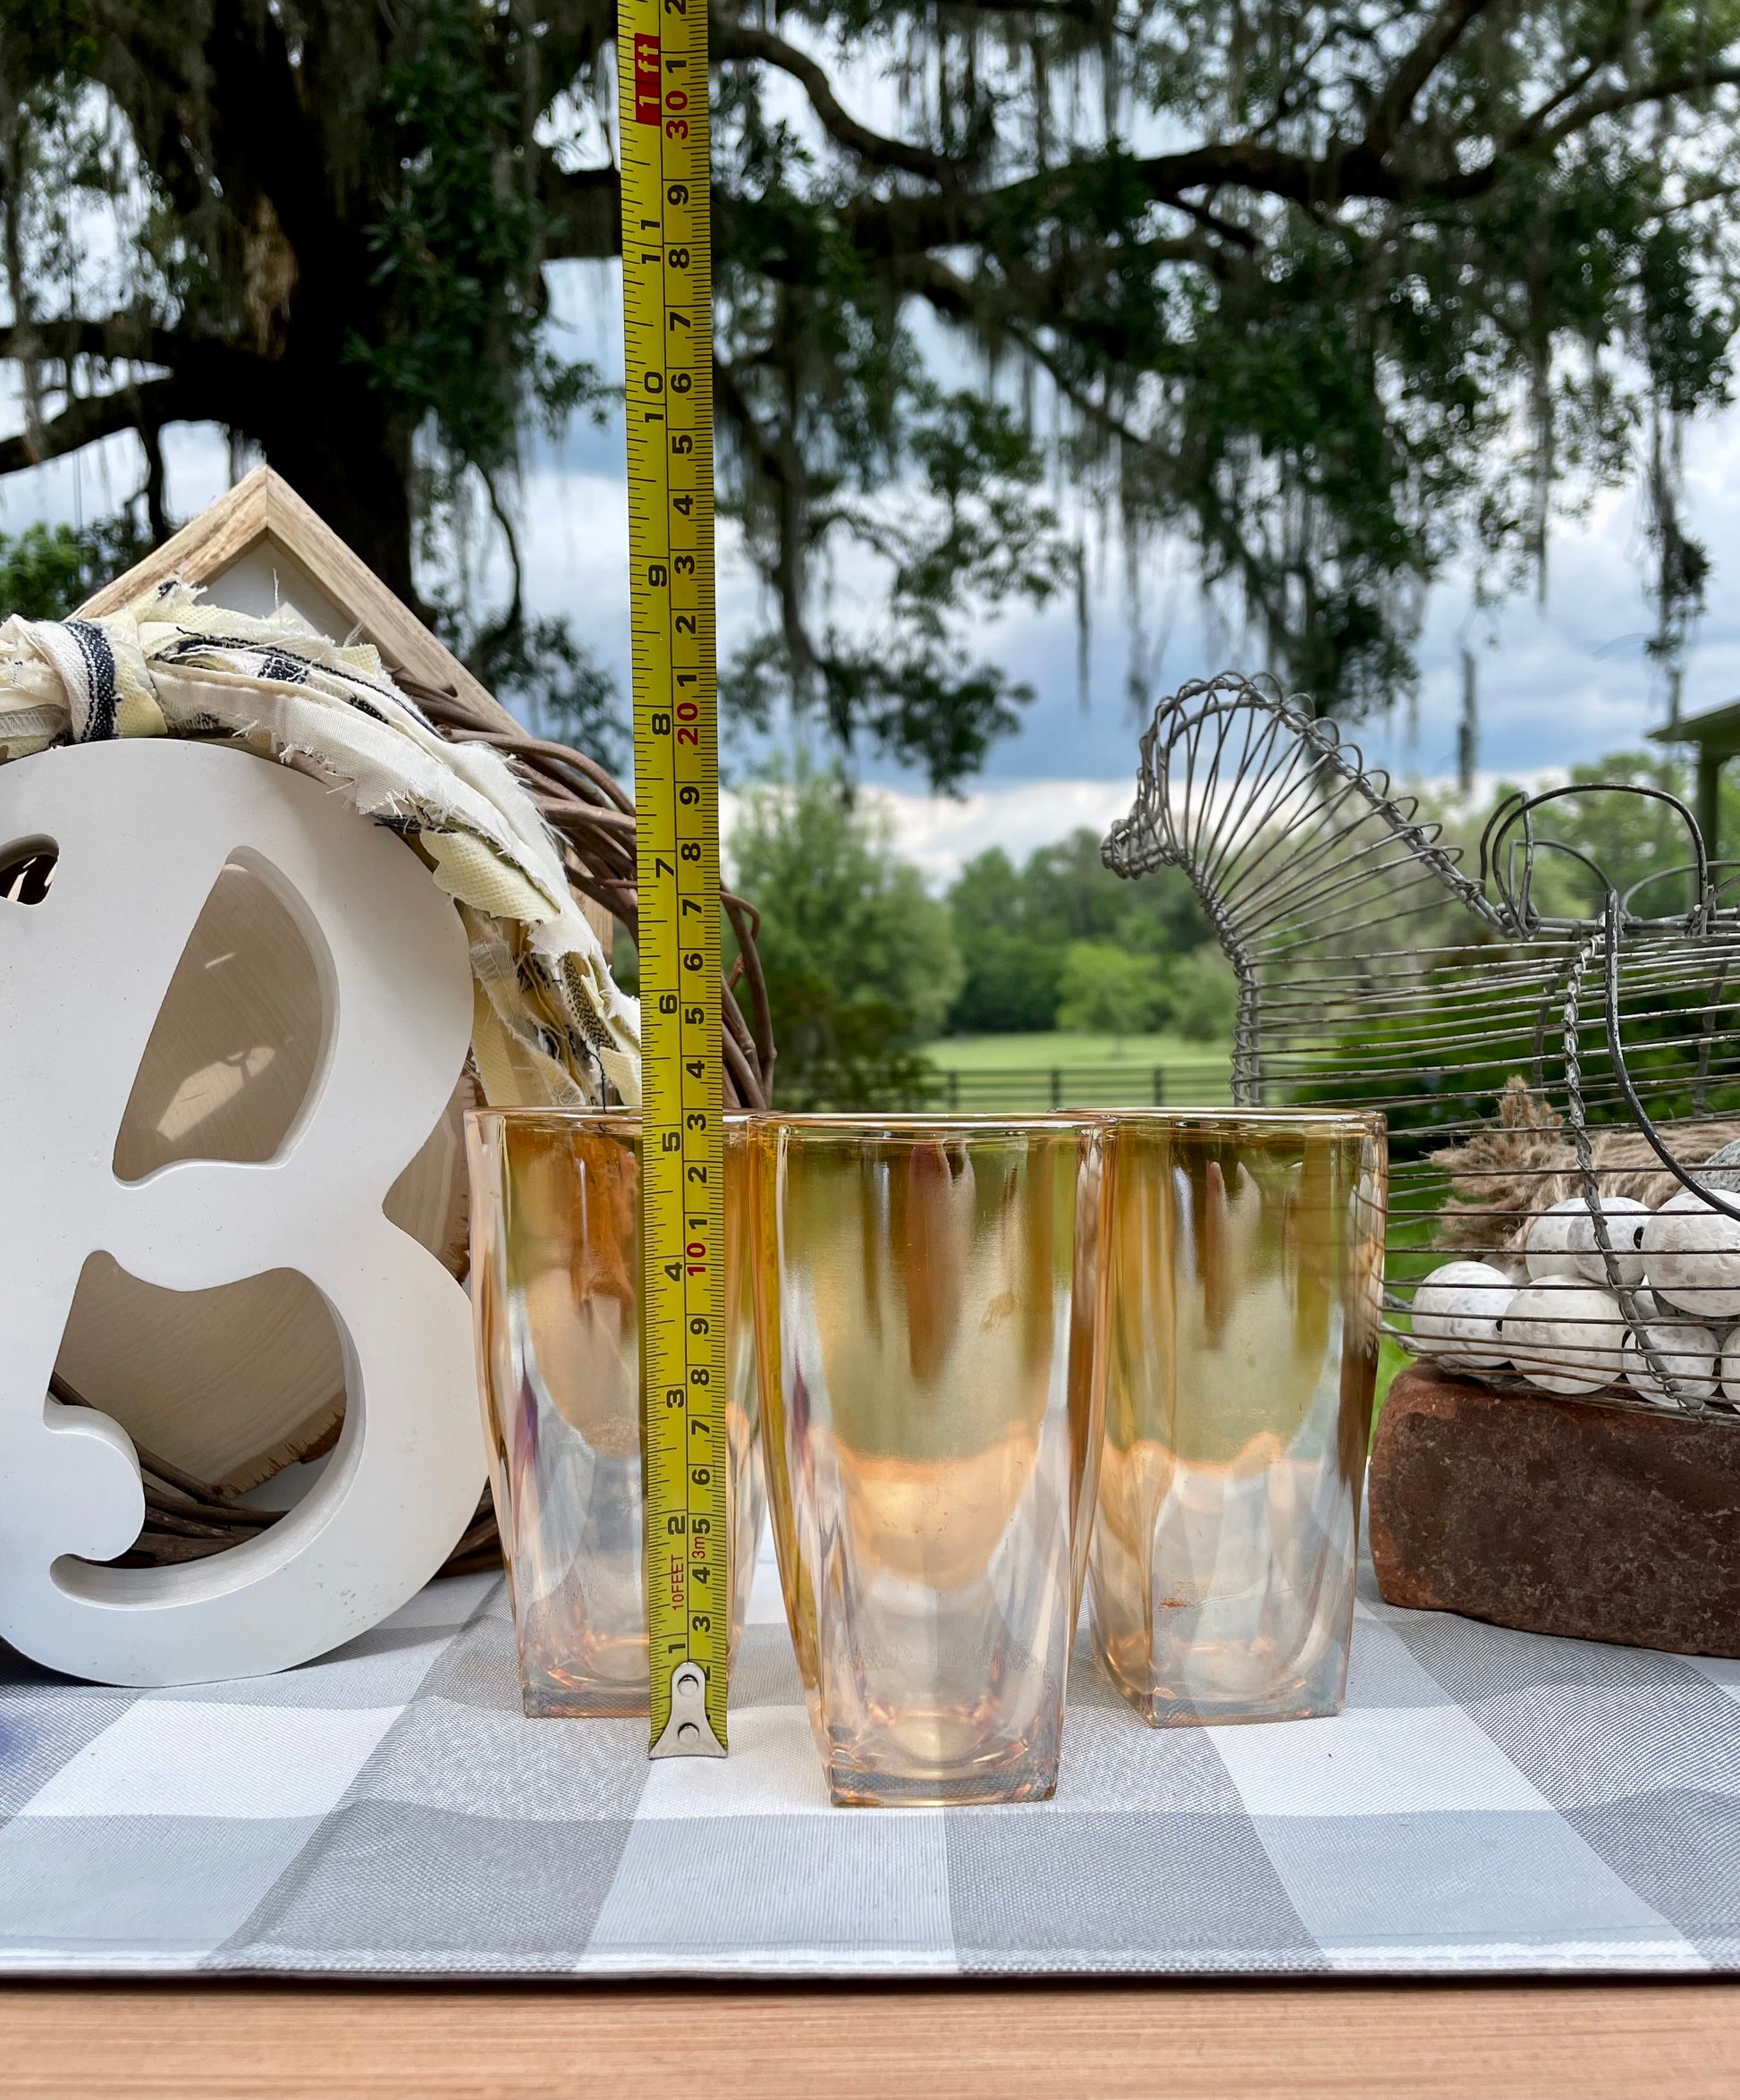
[619,0,730,1757]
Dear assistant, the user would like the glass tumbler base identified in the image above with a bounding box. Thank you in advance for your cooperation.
[518,1667,649,1720]
[1121,1687,1344,1728]
[1100,1644,1350,1729]
[824,1763,1060,1808]
[822,1721,1063,1807]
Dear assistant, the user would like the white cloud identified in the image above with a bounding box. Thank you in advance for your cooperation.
[725,766,1584,890]
[719,777,1140,887]
[866,779,1140,885]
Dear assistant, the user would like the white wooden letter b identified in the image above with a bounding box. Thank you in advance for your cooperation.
[0,740,485,1685]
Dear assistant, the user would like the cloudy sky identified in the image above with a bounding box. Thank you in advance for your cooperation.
[7,252,1739,887]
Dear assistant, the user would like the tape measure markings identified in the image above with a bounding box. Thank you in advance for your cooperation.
[620,0,729,1758]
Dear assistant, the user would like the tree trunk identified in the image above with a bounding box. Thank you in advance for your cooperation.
[245,359,421,610]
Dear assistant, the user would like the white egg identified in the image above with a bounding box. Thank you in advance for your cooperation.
[1638,1189,1740,1317]
[1501,1279,1626,1394]
[1524,1194,1651,1288]
[1409,1260,1515,1372]
[1693,1137,1740,1194]
[1522,1204,1584,1281]
[1620,1320,1722,1407]
[1611,1268,1653,1318]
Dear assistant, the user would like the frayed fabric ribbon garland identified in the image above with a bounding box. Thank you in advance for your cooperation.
[0,580,640,1108]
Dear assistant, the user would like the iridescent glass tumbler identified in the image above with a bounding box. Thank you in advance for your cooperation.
[1088,1111,1386,1726]
[750,1116,1109,1806]
[466,1110,764,1717]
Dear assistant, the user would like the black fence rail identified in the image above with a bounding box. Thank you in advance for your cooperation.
[900,1062,1232,1112]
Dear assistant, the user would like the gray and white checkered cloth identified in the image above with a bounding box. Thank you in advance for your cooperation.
[3,1535,1736,1978]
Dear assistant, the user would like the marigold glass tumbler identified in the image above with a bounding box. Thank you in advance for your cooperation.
[466,1110,763,1717]
[751,1115,1109,1806]
[1088,1110,1386,1726]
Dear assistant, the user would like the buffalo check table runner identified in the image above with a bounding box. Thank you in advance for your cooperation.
[2,1538,1738,1978]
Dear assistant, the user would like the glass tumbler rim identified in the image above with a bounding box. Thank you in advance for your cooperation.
[741,1110,1108,1139]
[1086,1105,1386,1135]
[465,1105,757,1136]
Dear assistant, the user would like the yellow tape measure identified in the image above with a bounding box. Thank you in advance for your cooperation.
[618,0,729,1757]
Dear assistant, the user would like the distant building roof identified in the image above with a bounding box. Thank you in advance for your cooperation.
[1649,699,1740,757]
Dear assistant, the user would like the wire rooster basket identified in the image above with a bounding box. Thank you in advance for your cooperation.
[1105,671,1740,1421]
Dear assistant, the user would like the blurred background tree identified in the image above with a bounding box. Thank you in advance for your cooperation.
[945,826,1223,1032]
[0,514,148,619]
[1403,748,1740,936]
[705,752,1730,1110]
[684,794,1235,1105]
[3,1,1739,785]
[724,756,962,1105]
[1055,940,1167,1040]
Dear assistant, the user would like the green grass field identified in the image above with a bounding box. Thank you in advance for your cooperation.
[916,1031,1232,1107]
[923,1029,1229,1074]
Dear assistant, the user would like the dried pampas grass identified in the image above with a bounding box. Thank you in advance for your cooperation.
[1432,1077,1740,1258]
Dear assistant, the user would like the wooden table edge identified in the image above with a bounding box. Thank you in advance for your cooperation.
[4,1976,1739,2099]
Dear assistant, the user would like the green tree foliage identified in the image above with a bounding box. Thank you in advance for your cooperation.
[0,516,149,621]
[1477,750,1740,922]
[947,927,1068,1033]
[724,783,1236,1100]
[4,3,1740,784]
[945,850,1066,1029]
[1398,747,1740,944]
[0,0,620,737]
[728,758,962,1104]
[1051,928,1237,1037]
[1161,945,1240,1041]
[947,826,1212,1029]
[1056,939,1166,1037]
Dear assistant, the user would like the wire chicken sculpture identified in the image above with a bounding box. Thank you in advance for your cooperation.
[1105,672,1740,1421]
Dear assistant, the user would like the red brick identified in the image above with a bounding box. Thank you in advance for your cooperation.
[1368,1365,1740,1656]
